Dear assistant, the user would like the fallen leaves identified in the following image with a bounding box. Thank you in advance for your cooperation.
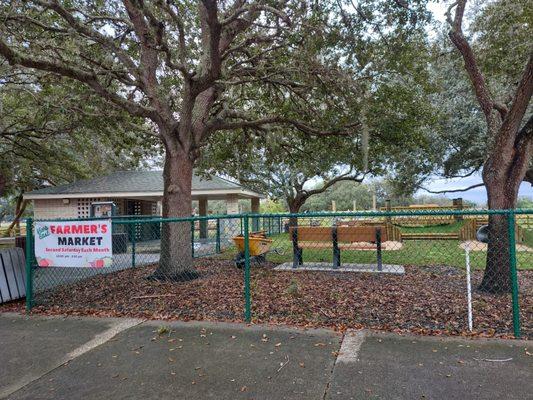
[19,259,532,340]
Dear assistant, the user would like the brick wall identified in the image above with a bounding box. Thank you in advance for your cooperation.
[33,199,79,220]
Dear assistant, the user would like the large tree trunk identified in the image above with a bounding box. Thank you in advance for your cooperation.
[479,159,523,293]
[151,146,198,281]
[480,184,513,293]
[447,2,533,293]
[287,198,305,227]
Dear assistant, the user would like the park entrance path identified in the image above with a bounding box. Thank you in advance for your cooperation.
[0,313,531,400]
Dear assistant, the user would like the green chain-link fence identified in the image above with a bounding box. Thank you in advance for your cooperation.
[25,209,532,338]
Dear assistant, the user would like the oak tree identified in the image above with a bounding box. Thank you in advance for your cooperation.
[0,0,351,278]
[446,0,532,292]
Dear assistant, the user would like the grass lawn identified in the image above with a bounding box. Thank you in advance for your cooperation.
[218,232,532,270]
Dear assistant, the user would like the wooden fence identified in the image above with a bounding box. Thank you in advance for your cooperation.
[0,247,26,304]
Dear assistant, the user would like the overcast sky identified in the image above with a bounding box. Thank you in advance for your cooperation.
[417,174,533,205]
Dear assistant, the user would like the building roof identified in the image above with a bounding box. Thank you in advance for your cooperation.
[24,170,262,200]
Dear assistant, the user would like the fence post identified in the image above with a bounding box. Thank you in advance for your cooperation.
[130,224,136,268]
[191,220,195,258]
[243,214,251,323]
[332,226,340,269]
[216,218,221,253]
[25,218,33,312]
[376,227,383,272]
[507,211,521,338]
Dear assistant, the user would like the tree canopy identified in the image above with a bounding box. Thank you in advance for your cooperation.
[0,68,155,198]
[198,0,438,210]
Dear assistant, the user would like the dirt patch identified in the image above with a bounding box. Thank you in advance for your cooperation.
[5,258,531,339]
[460,240,533,252]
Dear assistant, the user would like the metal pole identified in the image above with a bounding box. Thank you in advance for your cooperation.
[25,218,33,312]
[243,215,251,322]
[465,242,473,332]
[507,211,521,338]
[376,228,383,272]
[191,220,195,258]
[332,226,340,269]
[216,218,221,253]
[130,224,136,268]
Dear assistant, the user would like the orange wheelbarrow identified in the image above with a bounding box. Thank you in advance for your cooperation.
[232,231,275,268]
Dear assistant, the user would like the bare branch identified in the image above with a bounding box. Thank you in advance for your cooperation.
[420,182,485,194]
[303,172,366,197]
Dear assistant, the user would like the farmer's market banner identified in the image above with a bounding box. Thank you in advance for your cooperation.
[35,220,113,268]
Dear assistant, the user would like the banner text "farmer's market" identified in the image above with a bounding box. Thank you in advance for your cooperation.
[50,223,109,246]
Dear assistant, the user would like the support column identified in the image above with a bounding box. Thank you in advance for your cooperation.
[224,194,240,237]
[226,195,240,214]
[251,197,260,232]
[199,197,208,239]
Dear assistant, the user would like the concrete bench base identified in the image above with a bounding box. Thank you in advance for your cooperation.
[274,262,404,275]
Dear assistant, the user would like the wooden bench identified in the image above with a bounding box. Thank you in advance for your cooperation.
[0,247,26,304]
[289,226,388,270]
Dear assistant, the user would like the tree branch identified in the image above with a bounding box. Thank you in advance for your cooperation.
[420,182,484,194]
[0,39,156,120]
[35,0,139,76]
[303,172,366,198]
[447,0,499,120]
[207,115,360,137]
[524,168,533,186]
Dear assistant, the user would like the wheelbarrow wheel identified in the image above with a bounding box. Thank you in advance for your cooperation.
[234,252,245,269]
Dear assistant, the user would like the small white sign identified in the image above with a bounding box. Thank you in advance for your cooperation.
[35,220,113,268]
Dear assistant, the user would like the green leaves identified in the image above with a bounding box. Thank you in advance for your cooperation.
[0,69,157,199]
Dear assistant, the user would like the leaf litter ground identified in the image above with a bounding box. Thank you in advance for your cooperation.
[2,259,531,339]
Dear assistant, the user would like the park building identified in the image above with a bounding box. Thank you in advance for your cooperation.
[23,170,263,220]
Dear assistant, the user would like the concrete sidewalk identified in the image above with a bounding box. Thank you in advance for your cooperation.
[0,313,531,400]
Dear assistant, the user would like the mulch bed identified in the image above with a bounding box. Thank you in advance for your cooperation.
[2,259,531,339]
